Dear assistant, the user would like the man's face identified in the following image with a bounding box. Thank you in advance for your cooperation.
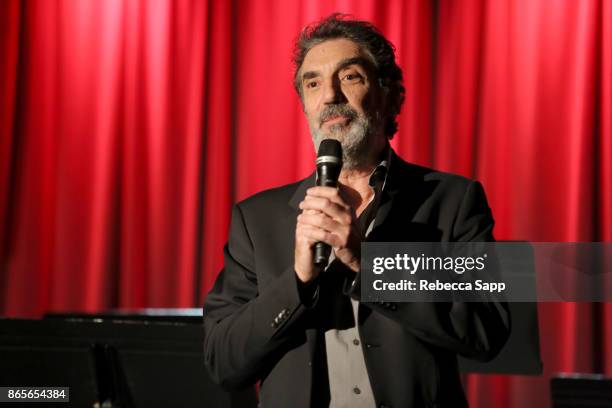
[299,38,387,169]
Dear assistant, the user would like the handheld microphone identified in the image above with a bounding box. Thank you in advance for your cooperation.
[314,139,343,267]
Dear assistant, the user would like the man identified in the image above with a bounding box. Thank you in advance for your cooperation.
[203,14,510,408]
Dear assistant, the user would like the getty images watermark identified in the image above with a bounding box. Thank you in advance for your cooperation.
[360,242,611,302]
[371,251,505,293]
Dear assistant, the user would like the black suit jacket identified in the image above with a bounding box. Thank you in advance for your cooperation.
[203,152,510,408]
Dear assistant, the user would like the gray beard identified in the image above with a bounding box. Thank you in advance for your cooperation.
[311,115,372,170]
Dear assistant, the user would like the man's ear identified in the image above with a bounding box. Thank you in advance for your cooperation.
[377,78,392,112]
[375,78,391,118]
[387,79,404,116]
[378,77,390,92]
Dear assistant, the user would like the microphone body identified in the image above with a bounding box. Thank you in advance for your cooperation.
[314,140,342,267]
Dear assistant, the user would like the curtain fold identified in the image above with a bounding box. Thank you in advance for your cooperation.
[0,0,610,406]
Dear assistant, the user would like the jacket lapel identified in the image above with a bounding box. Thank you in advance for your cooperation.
[371,149,403,232]
[289,172,316,210]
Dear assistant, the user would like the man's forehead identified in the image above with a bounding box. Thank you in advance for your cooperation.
[301,38,367,71]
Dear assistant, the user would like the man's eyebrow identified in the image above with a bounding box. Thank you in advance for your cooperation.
[301,70,320,82]
[301,56,374,83]
[335,56,374,72]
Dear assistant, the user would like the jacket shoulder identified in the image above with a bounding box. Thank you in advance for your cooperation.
[393,157,477,194]
[235,176,310,218]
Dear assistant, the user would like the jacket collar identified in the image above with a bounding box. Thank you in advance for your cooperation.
[289,172,316,209]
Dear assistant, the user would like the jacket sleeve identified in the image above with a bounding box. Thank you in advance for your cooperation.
[203,204,312,390]
[345,180,511,361]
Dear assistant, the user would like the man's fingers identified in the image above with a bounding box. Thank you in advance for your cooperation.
[306,186,339,198]
[298,224,339,247]
[297,217,350,249]
[298,212,340,232]
[305,186,349,206]
[299,197,351,222]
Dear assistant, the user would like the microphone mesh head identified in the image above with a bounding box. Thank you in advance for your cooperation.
[317,139,342,159]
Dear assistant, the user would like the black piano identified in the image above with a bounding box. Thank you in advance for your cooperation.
[0,310,256,407]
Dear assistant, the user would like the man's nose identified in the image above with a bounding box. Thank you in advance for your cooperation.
[320,77,346,105]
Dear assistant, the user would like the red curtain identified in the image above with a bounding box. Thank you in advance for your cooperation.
[0,1,610,407]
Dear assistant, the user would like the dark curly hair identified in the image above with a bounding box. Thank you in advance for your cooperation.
[293,13,405,138]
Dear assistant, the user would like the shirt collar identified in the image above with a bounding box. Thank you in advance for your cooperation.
[368,143,392,193]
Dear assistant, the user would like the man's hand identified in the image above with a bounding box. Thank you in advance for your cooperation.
[294,186,362,283]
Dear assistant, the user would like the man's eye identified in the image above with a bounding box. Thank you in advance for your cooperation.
[306,81,319,89]
[342,73,362,81]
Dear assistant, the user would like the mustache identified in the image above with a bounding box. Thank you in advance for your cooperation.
[319,104,358,126]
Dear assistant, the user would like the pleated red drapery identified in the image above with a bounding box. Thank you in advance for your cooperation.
[0,1,610,407]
